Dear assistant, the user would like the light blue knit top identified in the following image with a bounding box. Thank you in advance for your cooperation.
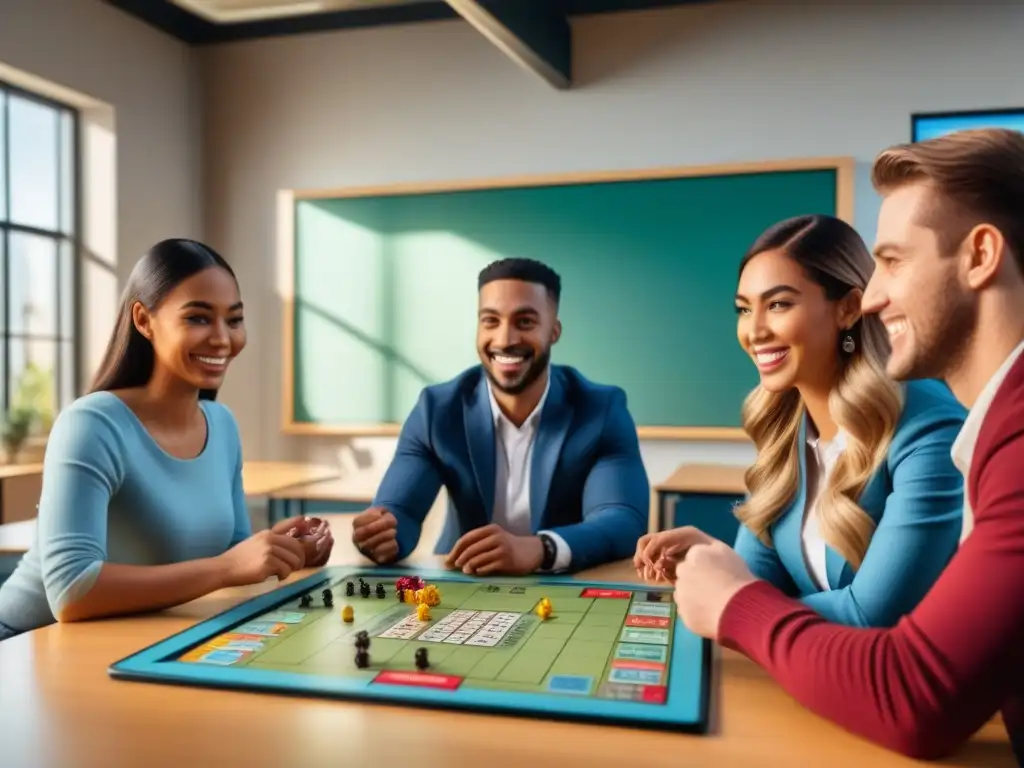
[0,391,250,634]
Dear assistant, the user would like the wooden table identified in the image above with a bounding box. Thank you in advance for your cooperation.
[241,460,341,526]
[654,463,747,543]
[0,555,1013,767]
[269,475,378,519]
[0,518,34,583]
[241,460,339,497]
[0,462,44,524]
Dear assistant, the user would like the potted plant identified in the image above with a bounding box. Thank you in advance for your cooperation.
[2,406,36,463]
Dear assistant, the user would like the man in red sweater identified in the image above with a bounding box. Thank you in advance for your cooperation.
[639,128,1024,762]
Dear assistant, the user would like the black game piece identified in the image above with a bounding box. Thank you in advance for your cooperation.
[355,649,370,669]
[486,585,500,593]
[360,582,371,598]
[354,630,370,650]
[375,583,386,599]
[322,588,333,607]
[345,581,354,596]
[646,591,663,602]
[299,594,312,608]
[415,647,429,670]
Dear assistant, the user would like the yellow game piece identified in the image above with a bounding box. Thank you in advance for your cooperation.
[341,605,353,622]
[404,589,418,605]
[536,597,552,620]
[417,603,431,621]
[416,585,441,607]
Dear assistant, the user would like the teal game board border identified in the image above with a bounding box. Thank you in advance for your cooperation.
[108,567,712,733]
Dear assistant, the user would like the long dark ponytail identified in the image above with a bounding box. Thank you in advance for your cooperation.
[90,239,237,401]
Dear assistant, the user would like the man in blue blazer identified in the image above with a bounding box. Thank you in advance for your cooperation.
[350,258,650,575]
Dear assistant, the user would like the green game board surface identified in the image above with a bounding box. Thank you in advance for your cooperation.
[109,567,711,732]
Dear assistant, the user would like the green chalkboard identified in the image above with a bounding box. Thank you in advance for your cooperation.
[283,160,852,437]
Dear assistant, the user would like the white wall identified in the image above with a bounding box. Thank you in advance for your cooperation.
[1,0,203,384]
[199,0,1024,489]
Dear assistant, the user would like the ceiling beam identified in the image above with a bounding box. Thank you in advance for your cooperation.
[444,0,571,89]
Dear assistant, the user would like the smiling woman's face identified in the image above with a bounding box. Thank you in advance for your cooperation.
[734,248,848,393]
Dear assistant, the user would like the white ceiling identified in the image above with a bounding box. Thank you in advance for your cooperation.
[167,0,433,24]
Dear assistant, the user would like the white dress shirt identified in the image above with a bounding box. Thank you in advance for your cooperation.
[802,425,847,592]
[486,376,572,571]
[950,338,1024,542]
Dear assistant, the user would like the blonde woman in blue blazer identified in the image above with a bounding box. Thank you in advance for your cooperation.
[636,214,966,628]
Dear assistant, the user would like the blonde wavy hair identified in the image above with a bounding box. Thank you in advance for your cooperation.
[734,215,904,570]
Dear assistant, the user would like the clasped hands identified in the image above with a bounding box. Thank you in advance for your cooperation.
[277,514,335,567]
[351,507,543,576]
[633,526,759,640]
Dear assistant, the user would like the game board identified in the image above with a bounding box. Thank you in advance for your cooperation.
[109,567,711,732]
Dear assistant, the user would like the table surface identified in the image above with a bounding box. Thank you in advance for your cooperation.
[656,463,748,495]
[0,462,43,480]
[270,475,378,502]
[241,460,340,496]
[0,553,1012,768]
[0,518,34,554]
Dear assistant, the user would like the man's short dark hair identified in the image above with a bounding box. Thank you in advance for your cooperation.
[477,258,561,304]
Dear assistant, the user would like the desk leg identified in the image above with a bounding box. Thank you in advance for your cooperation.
[658,492,679,531]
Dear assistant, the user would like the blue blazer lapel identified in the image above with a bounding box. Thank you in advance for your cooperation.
[530,370,572,532]
[464,376,496,521]
[774,412,822,596]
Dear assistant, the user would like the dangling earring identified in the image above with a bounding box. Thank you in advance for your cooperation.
[842,333,856,354]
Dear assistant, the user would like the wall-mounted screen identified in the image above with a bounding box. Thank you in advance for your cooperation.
[912,109,1024,141]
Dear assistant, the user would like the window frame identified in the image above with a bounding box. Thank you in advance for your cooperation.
[0,77,82,423]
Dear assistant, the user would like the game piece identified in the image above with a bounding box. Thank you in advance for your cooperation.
[360,582,371,598]
[416,585,441,606]
[346,582,354,596]
[396,588,405,602]
[395,575,424,593]
[375,583,386,599]
[114,568,711,734]
[299,594,312,608]
[322,588,333,607]
[342,606,354,622]
[535,597,552,620]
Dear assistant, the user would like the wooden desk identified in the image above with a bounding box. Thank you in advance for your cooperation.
[0,519,34,555]
[241,460,339,497]
[0,518,34,583]
[0,462,44,524]
[269,476,378,519]
[241,460,341,525]
[0,556,1013,767]
[654,463,747,543]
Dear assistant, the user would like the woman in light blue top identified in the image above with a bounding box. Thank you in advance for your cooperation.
[0,239,334,640]
[635,215,966,628]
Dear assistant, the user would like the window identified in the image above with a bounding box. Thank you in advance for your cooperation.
[0,81,79,439]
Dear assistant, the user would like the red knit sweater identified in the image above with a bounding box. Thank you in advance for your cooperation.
[718,356,1024,762]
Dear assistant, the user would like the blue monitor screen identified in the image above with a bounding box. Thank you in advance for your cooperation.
[913,110,1024,141]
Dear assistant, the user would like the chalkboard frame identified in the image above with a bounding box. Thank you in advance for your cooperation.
[276,156,855,440]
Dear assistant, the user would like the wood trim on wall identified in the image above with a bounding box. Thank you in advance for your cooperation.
[278,156,854,441]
